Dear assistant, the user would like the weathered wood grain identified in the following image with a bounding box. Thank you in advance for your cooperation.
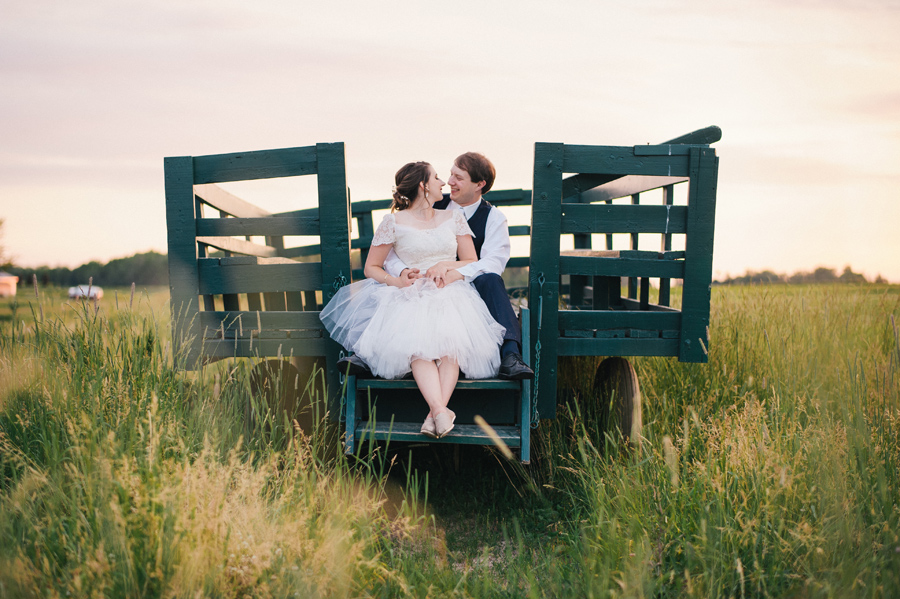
[560,204,688,234]
[192,146,318,184]
[194,184,271,217]
[196,216,320,237]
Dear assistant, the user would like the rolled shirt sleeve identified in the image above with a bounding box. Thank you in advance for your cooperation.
[456,206,510,282]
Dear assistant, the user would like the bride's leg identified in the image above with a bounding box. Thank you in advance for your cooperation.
[411,359,447,417]
[437,356,459,405]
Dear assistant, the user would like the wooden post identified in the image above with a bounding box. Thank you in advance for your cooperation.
[679,147,718,362]
[164,156,201,367]
[529,142,564,420]
[315,142,352,417]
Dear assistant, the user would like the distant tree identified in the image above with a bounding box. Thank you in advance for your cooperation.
[7,251,169,288]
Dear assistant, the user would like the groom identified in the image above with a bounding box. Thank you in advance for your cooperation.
[340,151,534,380]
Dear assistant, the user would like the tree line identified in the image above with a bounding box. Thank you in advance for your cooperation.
[4,251,168,288]
[716,266,886,285]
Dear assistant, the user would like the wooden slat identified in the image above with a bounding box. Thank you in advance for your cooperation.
[195,236,278,258]
[560,203,688,234]
[198,310,325,332]
[559,256,684,279]
[558,337,680,357]
[581,175,687,203]
[281,245,322,258]
[350,199,393,214]
[164,156,201,367]
[558,310,680,330]
[664,125,722,145]
[562,146,691,177]
[192,146,319,184]
[358,379,521,390]
[508,225,530,237]
[483,188,532,206]
[198,337,328,359]
[197,259,322,294]
[196,216,320,237]
[193,184,271,217]
[355,422,522,446]
[561,173,619,199]
[679,147,718,362]
[619,297,680,312]
[633,144,693,156]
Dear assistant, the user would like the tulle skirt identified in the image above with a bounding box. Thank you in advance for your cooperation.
[320,278,506,379]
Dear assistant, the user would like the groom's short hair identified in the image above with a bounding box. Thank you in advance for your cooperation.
[455,152,496,194]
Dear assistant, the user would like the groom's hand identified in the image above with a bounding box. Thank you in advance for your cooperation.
[425,263,450,281]
[441,270,463,286]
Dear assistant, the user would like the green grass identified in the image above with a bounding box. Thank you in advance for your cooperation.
[1,284,898,597]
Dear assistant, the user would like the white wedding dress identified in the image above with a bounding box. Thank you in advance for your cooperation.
[320,210,506,379]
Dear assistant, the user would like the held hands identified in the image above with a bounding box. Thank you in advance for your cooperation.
[430,268,463,288]
[395,268,421,288]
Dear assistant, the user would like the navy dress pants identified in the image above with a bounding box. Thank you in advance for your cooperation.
[472,273,520,345]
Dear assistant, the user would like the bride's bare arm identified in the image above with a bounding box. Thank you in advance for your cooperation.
[365,243,411,287]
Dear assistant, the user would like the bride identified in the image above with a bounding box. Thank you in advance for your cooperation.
[319,161,505,438]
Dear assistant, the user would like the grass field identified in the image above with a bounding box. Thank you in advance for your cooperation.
[1,284,898,598]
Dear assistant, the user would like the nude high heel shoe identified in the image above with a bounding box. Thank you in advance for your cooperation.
[433,409,456,438]
[420,415,437,438]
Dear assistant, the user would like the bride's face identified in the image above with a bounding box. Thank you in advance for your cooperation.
[423,167,445,204]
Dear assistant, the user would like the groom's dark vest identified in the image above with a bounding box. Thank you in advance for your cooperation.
[435,194,493,259]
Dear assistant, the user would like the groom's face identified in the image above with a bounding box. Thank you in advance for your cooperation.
[448,165,485,207]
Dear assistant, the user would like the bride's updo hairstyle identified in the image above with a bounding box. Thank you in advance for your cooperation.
[391,161,431,212]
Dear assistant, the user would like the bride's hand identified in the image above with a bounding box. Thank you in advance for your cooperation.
[396,268,419,288]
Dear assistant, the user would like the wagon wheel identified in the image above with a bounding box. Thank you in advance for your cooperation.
[593,357,642,449]
[247,357,336,455]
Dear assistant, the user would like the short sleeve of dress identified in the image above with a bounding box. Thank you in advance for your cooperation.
[453,210,475,237]
[371,214,396,246]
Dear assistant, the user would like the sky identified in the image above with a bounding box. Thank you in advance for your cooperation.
[2,0,899,282]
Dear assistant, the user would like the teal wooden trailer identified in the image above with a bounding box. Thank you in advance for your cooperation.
[164,127,720,463]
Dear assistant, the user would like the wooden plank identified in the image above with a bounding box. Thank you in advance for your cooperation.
[558,337,680,357]
[664,125,722,145]
[198,259,323,294]
[560,204,688,234]
[270,206,319,219]
[358,379,521,390]
[197,337,328,359]
[192,145,319,184]
[349,199,393,214]
[562,146,691,177]
[529,142,565,419]
[580,175,687,203]
[558,310,680,330]
[356,422,522,446]
[164,155,202,367]
[484,188,532,206]
[193,183,271,218]
[561,173,619,199]
[679,147,718,363]
[508,225,530,237]
[559,256,684,279]
[195,236,278,258]
[619,297,679,312]
[198,310,325,332]
[633,144,692,156]
[196,216,320,237]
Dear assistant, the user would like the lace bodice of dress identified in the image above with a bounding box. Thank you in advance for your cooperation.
[371,211,474,271]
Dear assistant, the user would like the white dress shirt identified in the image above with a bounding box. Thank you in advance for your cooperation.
[383,198,511,282]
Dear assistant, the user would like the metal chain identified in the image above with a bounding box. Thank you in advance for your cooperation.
[338,349,347,422]
[531,272,545,428]
[331,271,348,298]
